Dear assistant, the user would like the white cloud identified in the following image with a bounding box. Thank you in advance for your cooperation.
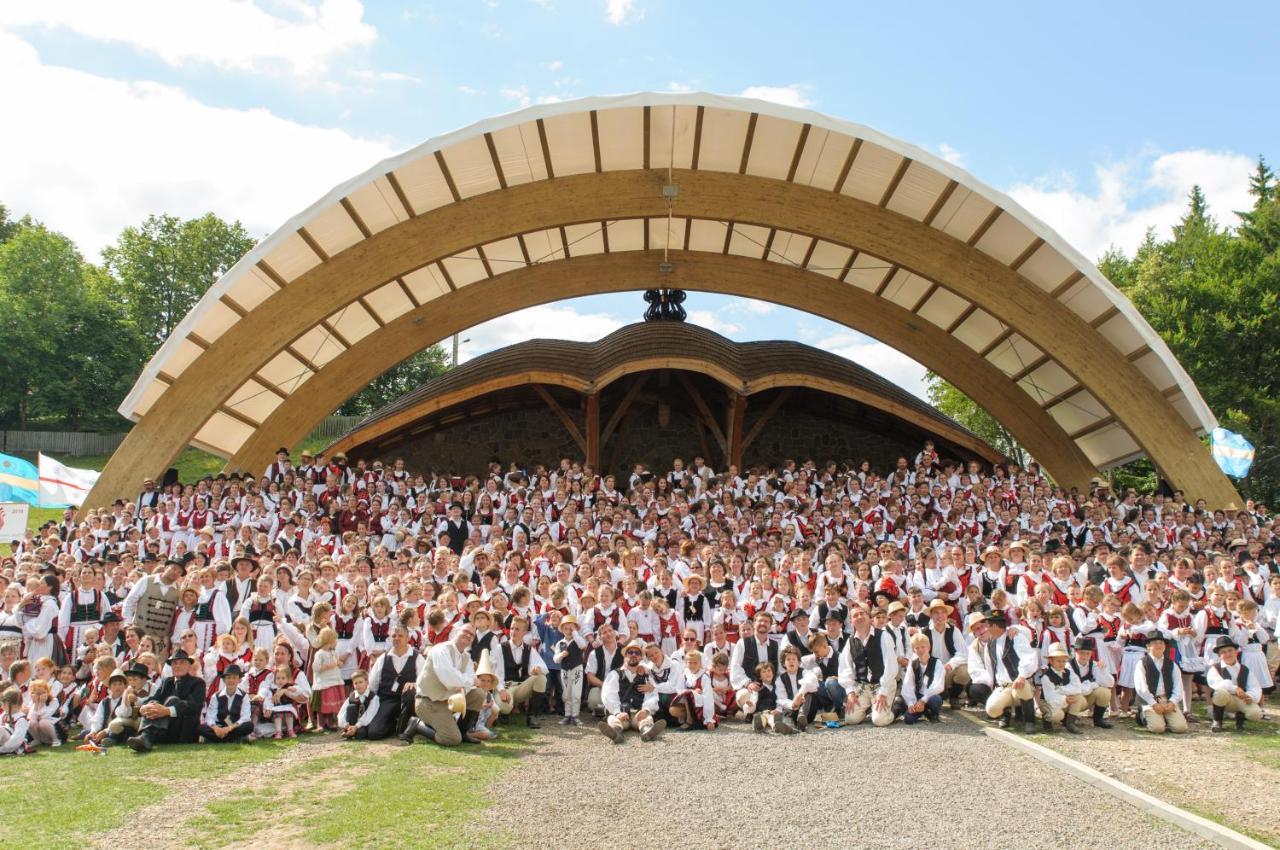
[605,0,643,26]
[547,59,563,72]
[665,81,694,93]
[738,84,813,109]
[350,69,420,83]
[1007,149,1254,260]
[816,331,929,399]
[459,304,627,360]
[686,310,743,336]
[937,143,965,167]
[0,0,376,78]
[0,31,394,258]
[500,84,532,107]
[456,84,482,95]
[723,297,775,316]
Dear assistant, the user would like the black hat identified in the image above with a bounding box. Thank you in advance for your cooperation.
[984,612,1009,629]
[100,611,122,624]
[231,555,259,569]
[1213,636,1239,654]
[276,447,289,455]
[788,609,809,622]
[124,663,149,679]
[168,649,194,664]
[221,664,244,679]
[1145,632,1167,644]
[1072,636,1096,652]
[824,608,846,623]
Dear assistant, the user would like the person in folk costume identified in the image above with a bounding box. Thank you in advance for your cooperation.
[1116,602,1157,717]
[363,625,419,740]
[199,664,253,743]
[1103,554,1144,606]
[268,641,312,738]
[1038,605,1073,669]
[836,604,897,727]
[1194,587,1234,669]
[784,608,815,653]
[729,613,781,718]
[242,647,275,737]
[883,602,912,675]
[1231,599,1274,693]
[60,573,105,657]
[975,546,1006,600]
[202,632,247,700]
[1133,633,1187,734]
[626,590,660,645]
[896,632,946,725]
[124,648,205,752]
[712,590,746,645]
[0,687,30,755]
[191,572,231,654]
[1158,588,1203,715]
[766,645,814,734]
[799,631,844,725]
[970,612,1039,733]
[20,575,61,664]
[222,556,258,615]
[552,614,588,726]
[358,595,395,669]
[106,662,154,744]
[468,608,500,667]
[332,591,361,683]
[339,669,380,739]
[653,597,681,656]
[402,622,488,747]
[1038,643,1085,733]
[492,615,548,727]
[1067,637,1114,728]
[678,574,713,642]
[597,639,667,743]
[240,575,280,651]
[667,648,717,731]
[1206,637,1263,732]
[169,588,201,653]
[924,599,969,709]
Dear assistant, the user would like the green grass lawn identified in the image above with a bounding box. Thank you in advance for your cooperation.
[0,728,532,850]
[0,738,299,850]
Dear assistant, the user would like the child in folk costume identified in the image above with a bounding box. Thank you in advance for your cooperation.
[310,628,346,731]
[1116,603,1156,716]
[60,580,105,656]
[552,614,588,726]
[203,633,247,700]
[1069,637,1115,728]
[1194,588,1234,669]
[240,576,280,651]
[244,647,275,737]
[468,649,502,741]
[750,660,789,734]
[1231,599,1273,692]
[713,591,746,645]
[897,632,946,726]
[667,648,716,730]
[707,651,737,722]
[1206,637,1263,731]
[192,576,232,653]
[1038,643,1085,733]
[1158,589,1203,715]
[1133,634,1187,734]
[769,646,814,733]
[1038,606,1072,669]
[626,591,660,645]
[653,598,680,656]
[26,679,59,747]
[333,592,361,683]
[269,644,312,738]
[0,687,30,755]
[358,596,395,668]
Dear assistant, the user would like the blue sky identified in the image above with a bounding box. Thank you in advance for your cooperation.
[1,1,1275,398]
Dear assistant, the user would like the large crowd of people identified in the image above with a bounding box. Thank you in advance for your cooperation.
[0,441,1276,755]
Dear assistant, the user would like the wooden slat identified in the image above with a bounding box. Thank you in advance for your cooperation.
[642,106,651,170]
[589,110,602,173]
[1090,306,1120,328]
[284,344,322,373]
[357,296,386,327]
[878,157,912,207]
[483,132,508,190]
[436,262,457,292]
[922,179,958,226]
[434,151,462,203]
[741,388,792,452]
[536,118,555,179]
[834,138,862,194]
[318,319,353,350]
[1050,271,1085,300]
[601,373,649,443]
[979,327,1015,358]
[945,303,978,334]
[738,112,759,175]
[340,197,373,239]
[219,403,260,429]
[385,171,416,217]
[910,281,941,314]
[690,105,705,170]
[474,245,495,278]
[966,207,1003,246]
[187,333,211,350]
[1069,416,1116,441]
[1010,237,1045,271]
[297,226,329,262]
[220,295,249,317]
[873,265,899,298]
[395,278,421,309]
[256,260,288,288]
[721,221,735,255]
[785,123,812,183]
[675,372,726,451]
[251,377,289,400]
[1010,353,1051,383]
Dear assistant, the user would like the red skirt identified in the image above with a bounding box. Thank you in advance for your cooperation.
[319,684,346,714]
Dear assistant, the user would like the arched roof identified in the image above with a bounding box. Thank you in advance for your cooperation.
[87,93,1240,508]
[325,322,1003,464]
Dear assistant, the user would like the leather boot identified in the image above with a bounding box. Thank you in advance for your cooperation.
[1021,701,1038,734]
[1062,713,1082,734]
[1210,705,1225,733]
[460,711,482,743]
[525,693,543,728]
[997,708,1012,729]
[1092,705,1113,729]
[1235,711,1246,731]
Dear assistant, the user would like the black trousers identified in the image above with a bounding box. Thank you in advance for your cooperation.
[139,697,199,744]
[199,722,253,742]
[366,690,414,740]
[968,682,993,707]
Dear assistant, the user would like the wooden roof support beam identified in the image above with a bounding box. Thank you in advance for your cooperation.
[675,372,727,453]
[533,384,586,453]
[601,373,649,445]
[727,392,747,469]
[741,388,793,455]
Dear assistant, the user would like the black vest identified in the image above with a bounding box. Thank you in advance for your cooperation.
[345,691,372,725]
[376,653,418,699]
[1141,654,1176,699]
[740,638,779,682]
[1215,662,1249,690]
[501,641,531,682]
[593,645,624,677]
[1042,666,1072,688]
[215,692,246,724]
[470,631,497,663]
[682,593,707,624]
[926,624,959,658]
[811,650,839,679]
[617,669,649,712]
[847,629,886,684]
[1070,659,1096,683]
[908,656,940,695]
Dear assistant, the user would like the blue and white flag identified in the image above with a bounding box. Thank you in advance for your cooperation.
[1211,428,1255,478]
[0,453,40,505]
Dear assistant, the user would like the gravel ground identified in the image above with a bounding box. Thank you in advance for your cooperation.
[480,718,1214,850]
[1036,717,1280,845]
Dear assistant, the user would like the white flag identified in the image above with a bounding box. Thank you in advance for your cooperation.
[37,453,101,507]
[0,502,29,542]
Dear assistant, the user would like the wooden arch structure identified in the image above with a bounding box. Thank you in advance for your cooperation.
[324,322,1004,470]
[86,93,1242,508]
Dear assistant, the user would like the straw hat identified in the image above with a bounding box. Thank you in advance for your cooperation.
[447,692,467,714]
[966,612,987,633]
[1045,643,1069,659]
[926,598,953,615]
[885,601,907,616]
[560,614,579,628]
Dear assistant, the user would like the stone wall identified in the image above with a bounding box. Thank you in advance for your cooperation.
[377,403,931,476]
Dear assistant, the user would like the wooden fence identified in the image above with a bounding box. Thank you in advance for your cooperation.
[1,415,365,457]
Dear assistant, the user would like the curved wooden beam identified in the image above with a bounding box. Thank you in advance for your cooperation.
[86,170,1240,507]
[326,353,1005,465]
[230,251,1092,488]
